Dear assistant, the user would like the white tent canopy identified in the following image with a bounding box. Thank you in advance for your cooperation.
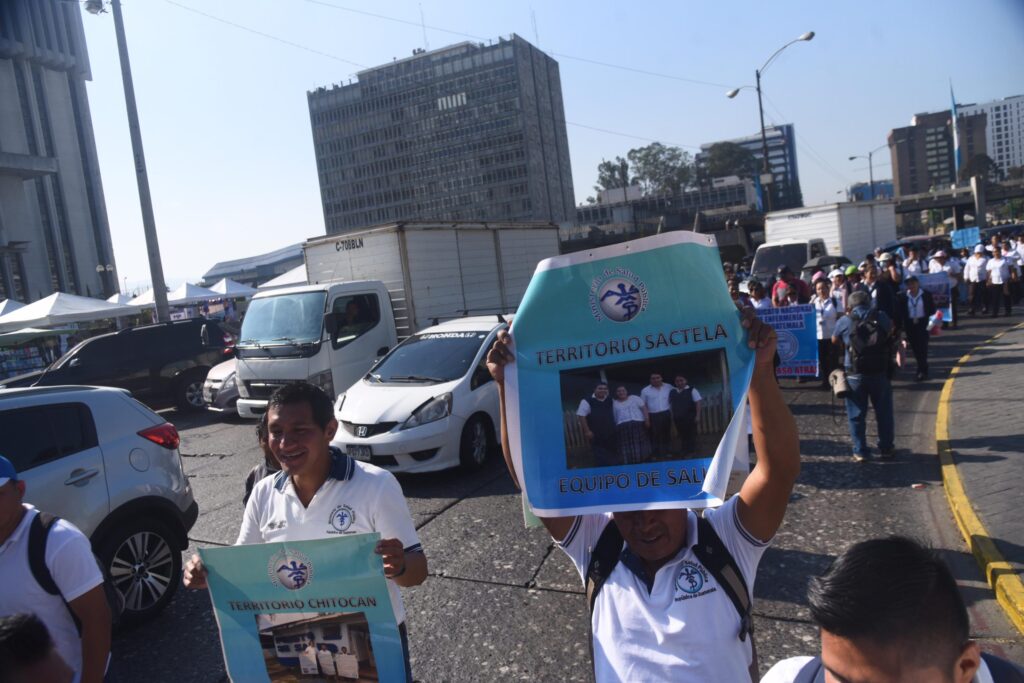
[129,283,222,307]
[0,326,76,347]
[259,265,306,289]
[0,293,137,333]
[0,299,25,316]
[106,293,134,305]
[209,278,256,298]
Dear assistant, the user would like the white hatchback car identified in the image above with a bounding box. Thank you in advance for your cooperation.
[330,317,507,473]
[0,385,198,624]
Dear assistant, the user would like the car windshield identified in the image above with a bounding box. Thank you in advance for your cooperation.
[239,292,327,346]
[370,331,491,383]
[751,244,808,276]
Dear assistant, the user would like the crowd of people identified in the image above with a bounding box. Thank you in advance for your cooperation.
[575,374,703,466]
[4,233,1024,683]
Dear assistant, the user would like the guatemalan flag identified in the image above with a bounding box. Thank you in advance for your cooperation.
[950,82,961,179]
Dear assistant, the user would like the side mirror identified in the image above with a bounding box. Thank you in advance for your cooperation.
[324,312,339,337]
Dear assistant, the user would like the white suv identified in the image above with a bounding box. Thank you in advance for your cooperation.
[0,385,198,624]
[331,316,507,474]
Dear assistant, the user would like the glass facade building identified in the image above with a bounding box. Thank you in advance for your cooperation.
[697,124,804,211]
[308,35,575,234]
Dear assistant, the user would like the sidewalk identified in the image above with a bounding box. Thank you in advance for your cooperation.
[940,321,1024,634]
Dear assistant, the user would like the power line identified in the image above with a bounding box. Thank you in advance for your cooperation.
[162,0,367,69]
[762,94,851,186]
[566,122,703,151]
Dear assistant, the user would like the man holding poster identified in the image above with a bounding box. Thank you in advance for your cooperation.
[486,234,800,682]
[183,383,425,682]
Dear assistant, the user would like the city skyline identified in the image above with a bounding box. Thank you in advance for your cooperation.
[76,0,1024,291]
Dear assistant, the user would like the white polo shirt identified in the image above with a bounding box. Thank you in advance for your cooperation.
[557,497,768,683]
[762,655,996,683]
[237,449,422,625]
[0,505,104,675]
[640,384,673,413]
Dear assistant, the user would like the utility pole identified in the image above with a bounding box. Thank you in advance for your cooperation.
[107,0,170,321]
[755,69,773,212]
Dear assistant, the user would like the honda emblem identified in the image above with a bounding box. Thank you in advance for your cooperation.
[356,426,368,438]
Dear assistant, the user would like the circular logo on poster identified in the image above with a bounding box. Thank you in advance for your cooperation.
[329,504,356,533]
[589,269,649,323]
[675,561,708,595]
[776,329,799,362]
[268,549,314,591]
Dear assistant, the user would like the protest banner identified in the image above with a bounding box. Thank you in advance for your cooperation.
[754,304,818,377]
[917,271,953,320]
[200,534,406,682]
[951,227,980,250]
[505,232,756,517]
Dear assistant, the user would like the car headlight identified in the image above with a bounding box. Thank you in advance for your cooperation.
[237,378,249,398]
[402,393,453,430]
[222,373,237,390]
[309,370,335,399]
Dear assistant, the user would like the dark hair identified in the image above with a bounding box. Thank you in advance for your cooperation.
[0,614,57,677]
[807,536,968,668]
[267,382,335,430]
[256,411,269,443]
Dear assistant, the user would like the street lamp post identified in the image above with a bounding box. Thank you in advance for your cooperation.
[848,144,888,201]
[727,31,815,213]
[85,0,170,322]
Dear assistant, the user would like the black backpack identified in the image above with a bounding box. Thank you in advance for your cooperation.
[27,512,124,630]
[585,514,759,681]
[848,309,889,374]
[792,652,1024,682]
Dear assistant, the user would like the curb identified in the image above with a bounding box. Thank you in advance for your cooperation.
[935,321,1024,636]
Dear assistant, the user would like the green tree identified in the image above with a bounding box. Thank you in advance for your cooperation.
[1006,165,1024,181]
[701,142,757,180]
[593,157,631,194]
[626,143,694,196]
[959,153,1002,182]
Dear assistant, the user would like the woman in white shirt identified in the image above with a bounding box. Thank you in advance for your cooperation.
[811,279,841,387]
[612,386,650,464]
[986,245,1013,317]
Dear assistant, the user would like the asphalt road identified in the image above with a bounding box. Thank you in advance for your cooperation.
[107,315,1024,682]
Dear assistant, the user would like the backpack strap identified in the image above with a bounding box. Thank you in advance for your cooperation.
[28,511,61,595]
[793,656,826,683]
[982,652,1024,682]
[693,515,759,681]
[585,520,624,615]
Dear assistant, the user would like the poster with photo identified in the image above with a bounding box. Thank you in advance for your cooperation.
[200,534,406,682]
[505,232,756,516]
[916,272,953,321]
[754,304,818,377]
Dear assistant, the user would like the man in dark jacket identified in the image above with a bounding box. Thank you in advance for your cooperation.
[896,275,936,381]
[863,262,896,320]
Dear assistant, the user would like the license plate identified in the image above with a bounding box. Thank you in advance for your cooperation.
[347,445,372,461]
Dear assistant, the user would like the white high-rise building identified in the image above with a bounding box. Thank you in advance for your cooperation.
[959,95,1024,176]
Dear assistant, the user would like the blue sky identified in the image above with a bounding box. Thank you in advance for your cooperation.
[79,0,1024,291]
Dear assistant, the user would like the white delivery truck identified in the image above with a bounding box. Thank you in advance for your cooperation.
[752,201,898,280]
[234,221,559,418]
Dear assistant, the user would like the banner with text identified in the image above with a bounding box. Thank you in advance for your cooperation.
[917,272,953,321]
[755,305,818,377]
[505,232,756,516]
[201,534,406,683]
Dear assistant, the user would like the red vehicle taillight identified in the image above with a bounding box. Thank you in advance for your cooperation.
[138,423,181,450]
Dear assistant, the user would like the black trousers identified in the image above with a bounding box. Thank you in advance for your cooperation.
[673,416,698,456]
[649,410,672,456]
[905,319,929,375]
[989,282,1011,316]
[969,281,988,314]
[817,338,838,383]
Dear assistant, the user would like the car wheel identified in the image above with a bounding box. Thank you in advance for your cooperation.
[459,415,492,471]
[176,370,207,411]
[97,518,181,625]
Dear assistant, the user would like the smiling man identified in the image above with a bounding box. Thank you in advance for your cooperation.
[487,310,800,682]
[183,382,425,681]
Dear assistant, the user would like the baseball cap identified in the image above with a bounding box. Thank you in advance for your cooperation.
[0,455,17,487]
[812,271,826,283]
[828,268,844,279]
[975,245,985,253]
[777,264,792,275]
[858,260,870,271]
[878,252,894,262]
[934,250,947,258]
[845,265,859,276]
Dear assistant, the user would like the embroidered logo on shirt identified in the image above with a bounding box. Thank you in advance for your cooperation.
[266,519,287,531]
[328,505,356,533]
[268,548,314,591]
[674,561,717,601]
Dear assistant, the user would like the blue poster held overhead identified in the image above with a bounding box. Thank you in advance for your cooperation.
[504,232,756,517]
[200,534,406,683]
[754,305,818,377]
[951,227,980,251]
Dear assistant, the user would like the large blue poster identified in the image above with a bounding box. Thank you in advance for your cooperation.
[951,227,980,250]
[917,272,953,321]
[200,534,406,682]
[754,305,818,377]
[505,232,756,516]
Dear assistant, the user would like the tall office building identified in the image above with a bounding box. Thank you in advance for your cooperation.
[887,110,987,197]
[0,0,117,302]
[308,35,575,234]
[958,95,1024,176]
[697,124,803,210]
